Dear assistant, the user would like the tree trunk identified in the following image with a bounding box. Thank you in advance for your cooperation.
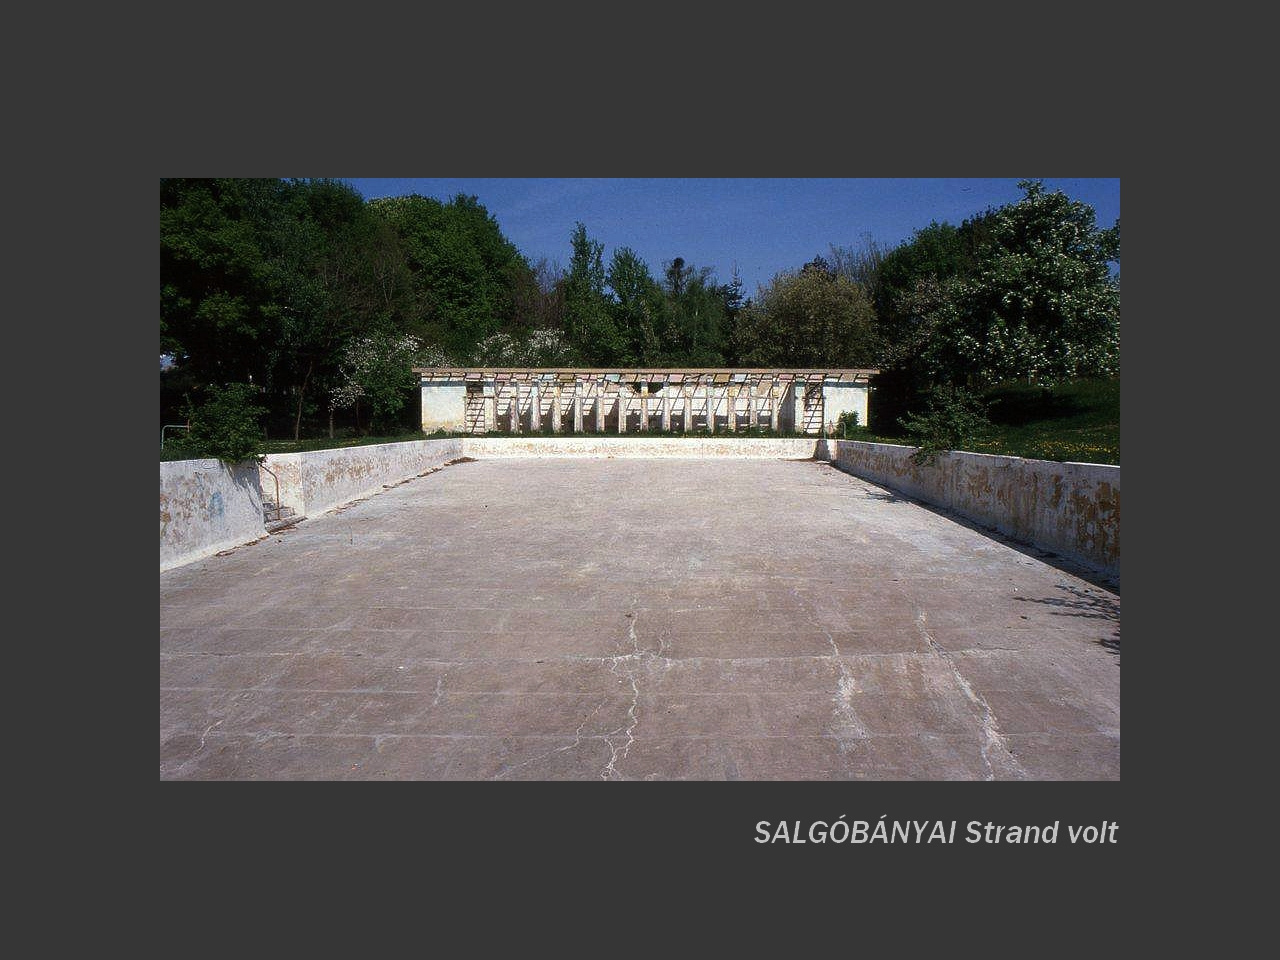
[293,359,314,442]
[328,408,334,439]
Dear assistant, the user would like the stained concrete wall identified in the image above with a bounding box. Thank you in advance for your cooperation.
[830,441,1119,579]
[462,437,827,459]
[164,437,1117,581]
[160,459,266,571]
[261,438,465,518]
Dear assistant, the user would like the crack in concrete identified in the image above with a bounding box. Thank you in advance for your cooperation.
[432,673,447,707]
[791,588,869,747]
[198,717,225,751]
[597,603,678,780]
[162,717,224,777]
[489,698,608,781]
[915,610,1026,781]
[601,602,644,780]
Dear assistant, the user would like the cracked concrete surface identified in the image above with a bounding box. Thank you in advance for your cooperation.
[160,458,1120,780]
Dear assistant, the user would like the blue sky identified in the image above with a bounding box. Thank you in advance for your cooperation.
[343,178,1120,296]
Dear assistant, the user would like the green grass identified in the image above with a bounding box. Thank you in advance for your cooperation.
[160,430,456,461]
[259,431,444,454]
[864,377,1120,464]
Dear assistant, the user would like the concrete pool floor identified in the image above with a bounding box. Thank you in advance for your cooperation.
[160,458,1120,780]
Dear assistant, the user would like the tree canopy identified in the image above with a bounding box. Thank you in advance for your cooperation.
[161,178,1119,443]
[734,257,878,367]
[873,181,1120,386]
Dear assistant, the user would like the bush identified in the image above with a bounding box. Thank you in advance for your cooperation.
[835,410,863,438]
[184,383,266,463]
[899,385,990,458]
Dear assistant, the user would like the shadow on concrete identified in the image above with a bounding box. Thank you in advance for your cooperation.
[229,460,267,515]
[859,487,908,504]
[817,462,1120,595]
[1014,584,1120,654]
[1014,584,1118,622]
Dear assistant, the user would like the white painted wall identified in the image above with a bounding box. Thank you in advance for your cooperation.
[462,437,828,459]
[160,459,266,571]
[823,383,869,434]
[421,382,466,432]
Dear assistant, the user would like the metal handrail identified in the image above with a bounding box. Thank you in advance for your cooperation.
[259,462,282,523]
[160,424,190,450]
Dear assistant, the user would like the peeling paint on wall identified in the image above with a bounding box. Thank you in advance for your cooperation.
[160,459,266,571]
[165,437,1117,583]
[261,439,465,518]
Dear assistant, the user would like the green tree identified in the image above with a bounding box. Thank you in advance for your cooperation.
[734,258,877,367]
[273,179,384,440]
[371,193,533,359]
[923,180,1120,386]
[160,178,286,385]
[183,383,266,463]
[828,238,886,309]
[563,223,620,363]
[871,221,973,367]
[607,247,664,364]
[899,384,990,458]
[161,178,408,441]
[658,258,728,365]
[716,269,746,365]
[330,332,422,435]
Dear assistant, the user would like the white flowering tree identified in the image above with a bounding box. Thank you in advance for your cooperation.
[415,342,455,369]
[330,332,422,434]
[924,180,1120,386]
[470,328,575,366]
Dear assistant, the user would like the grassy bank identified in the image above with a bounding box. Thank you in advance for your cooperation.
[865,377,1120,464]
[160,430,446,461]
